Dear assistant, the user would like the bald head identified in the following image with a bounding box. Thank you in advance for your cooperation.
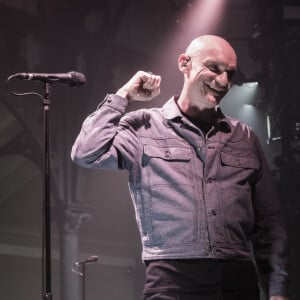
[185,35,237,62]
[177,35,238,114]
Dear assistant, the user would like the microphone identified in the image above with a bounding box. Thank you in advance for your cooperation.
[74,255,98,267]
[13,71,86,87]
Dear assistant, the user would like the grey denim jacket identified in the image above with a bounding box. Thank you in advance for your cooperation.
[71,94,290,297]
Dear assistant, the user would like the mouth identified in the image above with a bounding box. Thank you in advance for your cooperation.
[205,85,227,99]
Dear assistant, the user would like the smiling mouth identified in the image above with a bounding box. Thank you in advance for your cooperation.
[206,85,226,97]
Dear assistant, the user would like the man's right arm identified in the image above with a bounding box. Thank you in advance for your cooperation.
[71,71,161,169]
[71,94,130,169]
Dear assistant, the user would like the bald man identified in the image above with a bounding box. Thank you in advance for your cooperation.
[72,35,290,300]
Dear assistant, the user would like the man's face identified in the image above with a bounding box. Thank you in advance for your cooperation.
[187,46,237,108]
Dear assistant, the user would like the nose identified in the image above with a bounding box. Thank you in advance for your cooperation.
[215,72,229,89]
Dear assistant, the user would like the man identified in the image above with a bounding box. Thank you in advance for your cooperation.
[71,35,290,300]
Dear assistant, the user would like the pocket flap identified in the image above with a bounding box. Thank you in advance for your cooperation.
[144,145,191,161]
[221,152,259,169]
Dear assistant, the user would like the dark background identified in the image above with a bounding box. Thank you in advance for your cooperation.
[0,0,299,299]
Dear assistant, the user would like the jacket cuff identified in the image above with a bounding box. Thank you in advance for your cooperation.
[268,280,291,298]
[97,94,129,112]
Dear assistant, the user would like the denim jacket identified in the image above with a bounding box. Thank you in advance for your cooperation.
[71,94,290,297]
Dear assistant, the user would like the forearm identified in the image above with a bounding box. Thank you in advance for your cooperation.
[253,200,290,298]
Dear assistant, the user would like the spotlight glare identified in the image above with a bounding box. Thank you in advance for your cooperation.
[178,0,226,35]
[243,82,259,88]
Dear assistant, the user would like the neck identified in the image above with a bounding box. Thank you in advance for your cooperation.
[177,94,217,124]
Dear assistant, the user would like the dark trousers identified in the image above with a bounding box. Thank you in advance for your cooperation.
[142,290,259,300]
[142,259,260,300]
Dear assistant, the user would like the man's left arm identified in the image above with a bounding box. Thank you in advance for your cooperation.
[250,135,291,299]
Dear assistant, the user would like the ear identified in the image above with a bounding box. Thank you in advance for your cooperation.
[178,54,191,73]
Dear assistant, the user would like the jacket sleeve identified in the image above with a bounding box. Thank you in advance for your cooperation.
[71,94,139,171]
[251,134,291,298]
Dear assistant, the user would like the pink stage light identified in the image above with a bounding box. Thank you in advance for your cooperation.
[177,0,226,36]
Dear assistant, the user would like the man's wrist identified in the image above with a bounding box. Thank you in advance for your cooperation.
[116,88,131,101]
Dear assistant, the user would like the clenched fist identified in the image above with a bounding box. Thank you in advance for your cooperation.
[116,71,161,101]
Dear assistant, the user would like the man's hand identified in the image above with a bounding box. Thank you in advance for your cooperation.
[270,296,289,300]
[116,71,161,101]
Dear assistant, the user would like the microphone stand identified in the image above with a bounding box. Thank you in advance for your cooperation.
[6,77,54,300]
[43,82,53,300]
[72,263,86,300]
[81,263,86,300]
[6,73,86,300]
[72,256,98,300]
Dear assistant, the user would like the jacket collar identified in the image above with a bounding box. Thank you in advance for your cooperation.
[162,96,231,132]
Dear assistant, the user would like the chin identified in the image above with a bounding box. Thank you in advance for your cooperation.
[206,95,219,108]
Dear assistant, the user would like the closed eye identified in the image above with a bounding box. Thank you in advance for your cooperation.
[204,60,236,80]
[207,64,221,74]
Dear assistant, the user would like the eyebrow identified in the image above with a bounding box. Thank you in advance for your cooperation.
[204,59,237,72]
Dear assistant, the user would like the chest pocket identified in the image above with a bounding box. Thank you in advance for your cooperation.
[219,151,259,187]
[142,144,192,186]
[143,145,191,161]
[220,152,259,169]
